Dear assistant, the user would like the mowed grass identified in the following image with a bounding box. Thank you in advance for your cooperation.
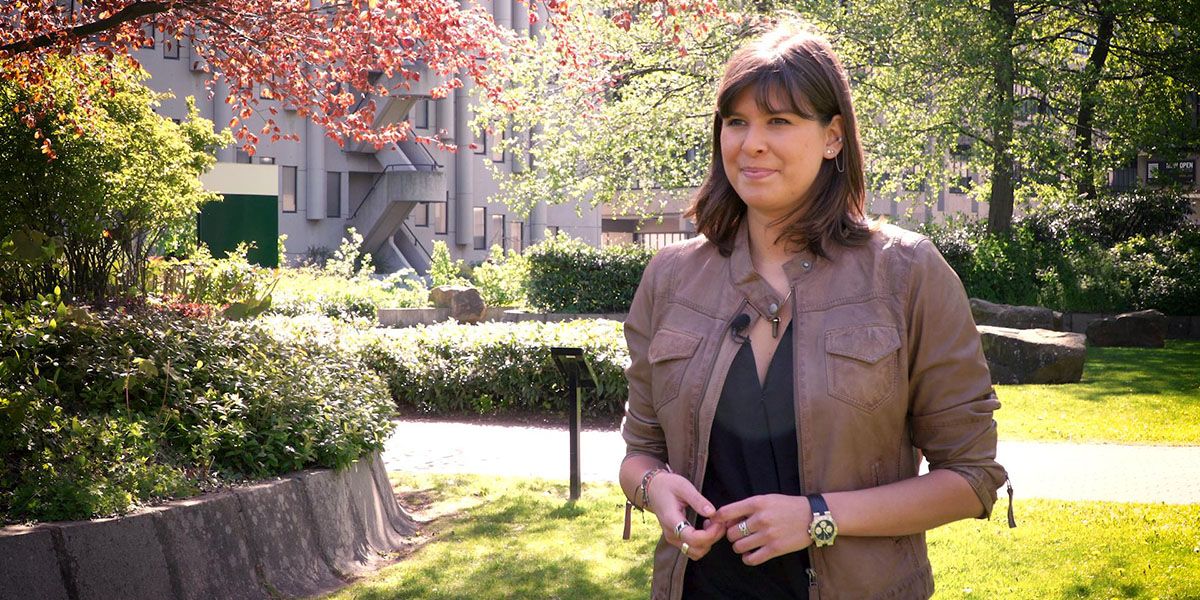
[320,474,1200,600]
[994,340,1200,445]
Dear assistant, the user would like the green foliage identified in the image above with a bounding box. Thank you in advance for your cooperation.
[364,320,630,416]
[0,54,231,302]
[430,240,470,287]
[147,244,272,307]
[924,197,1200,315]
[525,233,653,313]
[271,269,430,321]
[324,227,375,279]
[0,298,395,523]
[470,245,530,307]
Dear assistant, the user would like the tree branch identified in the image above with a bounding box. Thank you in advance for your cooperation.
[1,1,175,54]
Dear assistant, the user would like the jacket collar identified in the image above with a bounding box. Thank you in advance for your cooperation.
[728,221,820,319]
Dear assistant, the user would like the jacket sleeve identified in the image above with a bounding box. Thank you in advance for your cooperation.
[905,239,1007,518]
[620,248,671,465]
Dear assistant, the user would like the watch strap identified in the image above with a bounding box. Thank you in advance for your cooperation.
[807,493,829,515]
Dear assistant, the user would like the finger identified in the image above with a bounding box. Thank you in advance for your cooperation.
[680,486,717,518]
[711,497,757,523]
[724,517,755,543]
[742,544,779,567]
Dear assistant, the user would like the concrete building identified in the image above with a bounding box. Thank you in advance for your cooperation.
[134,3,600,272]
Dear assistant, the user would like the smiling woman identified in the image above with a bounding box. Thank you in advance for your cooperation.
[618,21,1008,600]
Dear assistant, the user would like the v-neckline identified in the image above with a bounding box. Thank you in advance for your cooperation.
[745,321,793,391]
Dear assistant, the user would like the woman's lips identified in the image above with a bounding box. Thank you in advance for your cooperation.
[740,167,777,180]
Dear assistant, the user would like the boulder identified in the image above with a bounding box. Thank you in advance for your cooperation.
[977,326,1086,384]
[429,285,486,323]
[970,298,1062,330]
[1085,309,1167,348]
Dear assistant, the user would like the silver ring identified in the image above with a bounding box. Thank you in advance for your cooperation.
[738,520,752,538]
[674,520,692,539]
[680,542,690,556]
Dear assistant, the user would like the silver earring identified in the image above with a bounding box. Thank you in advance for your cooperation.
[834,151,845,173]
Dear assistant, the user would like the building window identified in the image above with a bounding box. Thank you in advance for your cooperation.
[415,99,429,130]
[163,35,180,59]
[281,166,297,213]
[491,213,506,249]
[259,156,275,164]
[326,171,341,218]
[260,83,273,100]
[473,207,487,249]
[509,220,524,252]
[235,149,252,164]
[548,225,560,237]
[474,129,487,155]
[950,175,971,195]
[413,203,429,227]
[490,130,505,163]
[433,199,448,234]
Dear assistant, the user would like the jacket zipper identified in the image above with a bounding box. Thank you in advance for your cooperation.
[792,283,819,597]
[667,300,750,599]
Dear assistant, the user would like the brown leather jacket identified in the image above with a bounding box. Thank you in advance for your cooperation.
[621,223,1007,600]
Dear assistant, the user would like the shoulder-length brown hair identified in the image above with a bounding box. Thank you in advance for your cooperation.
[686,22,871,258]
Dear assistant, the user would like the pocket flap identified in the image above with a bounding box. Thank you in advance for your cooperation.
[649,329,702,363]
[825,326,901,364]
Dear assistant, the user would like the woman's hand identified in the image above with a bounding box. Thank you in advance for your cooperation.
[712,494,813,566]
[648,473,724,560]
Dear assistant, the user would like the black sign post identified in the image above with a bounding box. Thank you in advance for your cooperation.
[550,347,597,501]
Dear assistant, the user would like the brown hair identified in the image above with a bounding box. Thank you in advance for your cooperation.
[686,22,872,257]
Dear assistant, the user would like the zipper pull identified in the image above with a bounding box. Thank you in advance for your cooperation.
[807,567,818,592]
[1006,477,1017,528]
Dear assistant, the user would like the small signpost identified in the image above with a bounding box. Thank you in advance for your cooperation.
[550,347,597,501]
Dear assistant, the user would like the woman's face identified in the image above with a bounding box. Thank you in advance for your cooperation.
[720,87,843,222]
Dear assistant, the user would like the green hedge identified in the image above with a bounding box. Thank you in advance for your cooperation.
[525,233,653,313]
[0,297,395,523]
[363,320,630,416]
[922,189,1200,315]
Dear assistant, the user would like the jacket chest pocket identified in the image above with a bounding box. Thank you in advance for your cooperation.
[824,325,901,412]
[648,328,702,411]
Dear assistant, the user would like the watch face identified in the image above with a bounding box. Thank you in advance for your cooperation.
[812,515,837,546]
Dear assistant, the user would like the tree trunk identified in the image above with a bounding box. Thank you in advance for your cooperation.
[1075,3,1115,200]
[988,0,1017,234]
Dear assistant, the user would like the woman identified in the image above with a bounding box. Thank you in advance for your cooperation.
[619,21,1008,599]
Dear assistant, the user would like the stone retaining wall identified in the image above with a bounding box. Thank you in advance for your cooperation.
[0,452,412,600]
[1060,312,1200,340]
[378,307,628,327]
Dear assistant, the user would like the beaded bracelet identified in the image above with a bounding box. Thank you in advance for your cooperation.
[637,464,672,510]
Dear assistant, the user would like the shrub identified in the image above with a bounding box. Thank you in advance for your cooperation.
[470,245,529,307]
[525,233,653,313]
[0,297,395,523]
[1110,228,1200,315]
[1021,187,1194,248]
[429,240,470,287]
[363,320,630,416]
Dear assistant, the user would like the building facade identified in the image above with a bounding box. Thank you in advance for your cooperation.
[134,1,601,273]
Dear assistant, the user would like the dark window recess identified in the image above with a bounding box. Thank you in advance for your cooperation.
[491,213,505,249]
[163,36,180,59]
[413,203,429,227]
[950,176,971,194]
[235,149,252,164]
[473,207,487,250]
[509,220,524,252]
[433,198,448,234]
[327,172,341,218]
[281,166,297,213]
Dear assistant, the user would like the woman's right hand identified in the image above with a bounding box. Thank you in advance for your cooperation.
[648,473,725,560]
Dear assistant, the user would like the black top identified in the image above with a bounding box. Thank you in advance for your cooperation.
[682,323,810,599]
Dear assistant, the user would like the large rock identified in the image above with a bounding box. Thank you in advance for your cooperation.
[978,326,1086,384]
[429,285,486,323]
[1085,310,1167,348]
[970,298,1062,330]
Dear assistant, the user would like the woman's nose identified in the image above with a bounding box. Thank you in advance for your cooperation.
[742,125,767,154]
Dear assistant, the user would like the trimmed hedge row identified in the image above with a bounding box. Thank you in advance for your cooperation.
[525,233,653,313]
[364,319,630,416]
[0,298,395,523]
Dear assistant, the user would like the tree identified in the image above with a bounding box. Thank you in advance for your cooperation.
[0,54,230,301]
[472,0,753,216]
[0,0,719,158]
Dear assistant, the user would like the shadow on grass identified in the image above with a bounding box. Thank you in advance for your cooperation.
[1061,555,1144,599]
[1036,341,1200,405]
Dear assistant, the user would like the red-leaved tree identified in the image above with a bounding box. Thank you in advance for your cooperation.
[0,0,587,158]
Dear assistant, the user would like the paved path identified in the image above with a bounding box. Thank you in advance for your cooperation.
[382,420,1200,504]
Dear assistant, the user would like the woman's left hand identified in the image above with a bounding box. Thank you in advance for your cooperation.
[711,494,813,566]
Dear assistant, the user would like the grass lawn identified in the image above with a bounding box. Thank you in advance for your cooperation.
[320,474,1200,600]
[994,340,1200,445]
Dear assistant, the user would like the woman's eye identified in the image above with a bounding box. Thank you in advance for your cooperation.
[769,117,792,124]
[724,118,746,126]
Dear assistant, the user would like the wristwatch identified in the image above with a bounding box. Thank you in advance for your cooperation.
[806,494,838,548]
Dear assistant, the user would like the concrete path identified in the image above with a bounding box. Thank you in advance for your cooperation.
[382,420,1200,504]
